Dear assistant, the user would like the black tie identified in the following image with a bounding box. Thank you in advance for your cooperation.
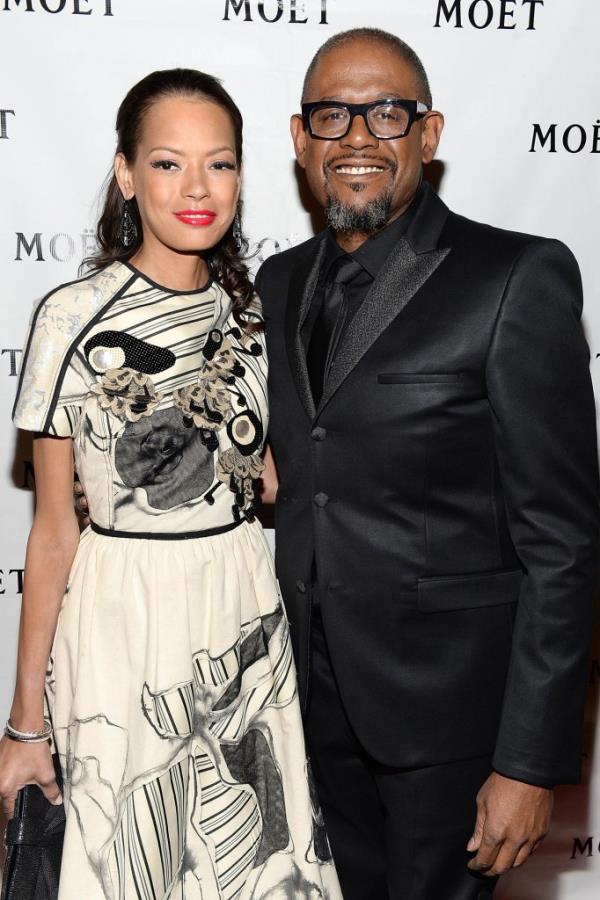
[306,255,364,404]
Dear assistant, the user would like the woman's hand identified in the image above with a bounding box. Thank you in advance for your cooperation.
[0,735,62,819]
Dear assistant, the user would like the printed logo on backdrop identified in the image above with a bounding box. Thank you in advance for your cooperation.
[15,229,98,262]
[223,0,330,24]
[13,229,301,266]
[2,350,21,378]
[0,569,24,595]
[0,109,15,139]
[530,122,600,153]
[250,234,303,265]
[571,838,600,860]
[434,0,544,29]
[2,0,113,14]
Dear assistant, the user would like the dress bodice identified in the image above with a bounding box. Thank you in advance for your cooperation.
[13,261,268,534]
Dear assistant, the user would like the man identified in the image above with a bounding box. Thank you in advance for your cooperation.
[255,27,599,900]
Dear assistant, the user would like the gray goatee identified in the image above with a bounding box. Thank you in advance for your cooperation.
[325,187,393,235]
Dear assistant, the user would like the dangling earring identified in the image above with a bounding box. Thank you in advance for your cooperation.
[118,199,137,248]
[232,210,243,251]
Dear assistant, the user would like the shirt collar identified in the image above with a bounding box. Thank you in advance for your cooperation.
[324,182,424,280]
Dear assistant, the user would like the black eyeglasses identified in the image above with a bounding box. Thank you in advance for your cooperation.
[301,99,431,141]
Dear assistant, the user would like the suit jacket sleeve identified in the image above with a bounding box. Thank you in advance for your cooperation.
[486,238,599,786]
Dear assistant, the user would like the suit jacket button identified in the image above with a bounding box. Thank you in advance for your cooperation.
[311,426,327,441]
[296,579,307,593]
[314,492,329,508]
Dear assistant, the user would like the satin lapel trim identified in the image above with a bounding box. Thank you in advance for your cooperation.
[284,235,328,420]
[317,237,451,415]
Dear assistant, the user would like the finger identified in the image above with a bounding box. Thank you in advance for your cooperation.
[513,841,536,868]
[467,805,486,852]
[530,837,545,855]
[487,840,524,876]
[73,481,83,496]
[1,791,17,819]
[468,832,504,872]
[39,776,63,806]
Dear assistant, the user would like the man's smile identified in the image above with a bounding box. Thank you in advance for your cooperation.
[335,164,385,174]
[324,155,396,191]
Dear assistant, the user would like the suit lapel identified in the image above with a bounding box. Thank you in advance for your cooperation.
[317,186,452,416]
[284,234,328,420]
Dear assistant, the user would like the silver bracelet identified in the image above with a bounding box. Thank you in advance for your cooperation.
[4,717,52,743]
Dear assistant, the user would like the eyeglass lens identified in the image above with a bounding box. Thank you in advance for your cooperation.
[310,104,411,139]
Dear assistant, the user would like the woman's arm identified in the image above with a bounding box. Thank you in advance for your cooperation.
[261,443,279,505]
[0,435,80,816]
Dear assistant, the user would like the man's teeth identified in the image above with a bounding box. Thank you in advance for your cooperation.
[336,165,384,174]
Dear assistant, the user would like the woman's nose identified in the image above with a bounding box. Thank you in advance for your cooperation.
[183,167,209,200]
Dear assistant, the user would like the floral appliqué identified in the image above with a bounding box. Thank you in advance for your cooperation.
[174,330,265,512]
[91,368,162,422]
[217,411,265,508]
[92,328,265,514]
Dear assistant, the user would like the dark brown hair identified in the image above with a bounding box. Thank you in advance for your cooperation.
[85,68,257,329]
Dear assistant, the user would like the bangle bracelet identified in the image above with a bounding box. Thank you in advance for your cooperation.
[4,717,52,743]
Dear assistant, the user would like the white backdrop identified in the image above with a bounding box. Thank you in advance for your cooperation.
[1,1,599,896]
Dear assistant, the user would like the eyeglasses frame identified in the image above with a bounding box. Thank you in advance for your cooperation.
[301,98,432,141]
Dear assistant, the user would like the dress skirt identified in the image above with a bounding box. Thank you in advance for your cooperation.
[49,520,340,900]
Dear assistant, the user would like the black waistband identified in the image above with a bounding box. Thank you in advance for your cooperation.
[89,517,248,541]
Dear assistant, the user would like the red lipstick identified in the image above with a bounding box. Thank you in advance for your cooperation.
[174,209,216,227]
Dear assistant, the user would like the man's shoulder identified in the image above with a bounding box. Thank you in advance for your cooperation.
[444,208,571,265]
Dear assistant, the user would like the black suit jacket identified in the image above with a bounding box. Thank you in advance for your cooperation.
[255,184,599,785]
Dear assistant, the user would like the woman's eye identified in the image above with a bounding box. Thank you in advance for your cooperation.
[150,159,179,171]
[211,160,237,171]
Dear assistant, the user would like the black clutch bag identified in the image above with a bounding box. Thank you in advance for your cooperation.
[1,754,65,900]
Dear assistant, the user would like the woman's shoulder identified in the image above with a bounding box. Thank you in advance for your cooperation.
[31,261,132,330]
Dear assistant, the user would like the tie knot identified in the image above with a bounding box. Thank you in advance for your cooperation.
[329,255,364,286]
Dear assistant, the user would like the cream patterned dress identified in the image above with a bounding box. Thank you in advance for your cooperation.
[13,261,341,900]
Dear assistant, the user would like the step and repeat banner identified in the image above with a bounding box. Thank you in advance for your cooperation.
[1,1,599,895]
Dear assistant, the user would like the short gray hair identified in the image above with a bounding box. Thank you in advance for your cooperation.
[301,27,432,108]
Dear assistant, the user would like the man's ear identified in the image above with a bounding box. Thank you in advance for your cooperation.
[421,111,444,165]
[290,114,308,169]
[114,152,135,200]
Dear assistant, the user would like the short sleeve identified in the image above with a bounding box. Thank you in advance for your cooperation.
[13,286,91,437]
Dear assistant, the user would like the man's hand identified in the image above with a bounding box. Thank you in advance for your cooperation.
[467,772,553,877]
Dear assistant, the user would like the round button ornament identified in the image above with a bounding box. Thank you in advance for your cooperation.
[88,345,126,373]
[226,410,263,456]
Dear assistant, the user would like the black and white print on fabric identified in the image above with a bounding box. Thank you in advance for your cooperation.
[13,260,269,531]
[50,595,332,898]
[13,261,342,899]
[89,324,265,519]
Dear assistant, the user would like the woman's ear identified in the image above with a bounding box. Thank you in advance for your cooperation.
[114,153,135,201]
[235,162,243,205]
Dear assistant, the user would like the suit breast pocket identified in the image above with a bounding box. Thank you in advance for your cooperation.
[377,373,465,385]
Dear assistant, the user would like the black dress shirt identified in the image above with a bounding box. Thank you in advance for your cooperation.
[301,184,424,363]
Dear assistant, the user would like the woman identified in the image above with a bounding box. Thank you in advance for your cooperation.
[0,69,341,900]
